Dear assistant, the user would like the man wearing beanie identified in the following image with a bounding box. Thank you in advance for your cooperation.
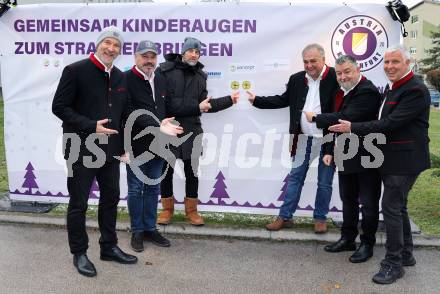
[124,40,183,252]
[157,37,240,226]
[52,26,137,278]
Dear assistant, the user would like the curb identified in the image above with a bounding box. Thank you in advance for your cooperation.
[1,212,440,247]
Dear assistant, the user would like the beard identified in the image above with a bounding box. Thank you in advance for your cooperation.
[184,60,197,66]
[340,80,356,91]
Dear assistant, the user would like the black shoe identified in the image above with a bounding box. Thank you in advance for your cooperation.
[324,238,356,253]
[100,246,138,264]
[73,253,97,277]
[144,230,171,247]
[372,263,405,284]
[131,232,144,252]
[349,243,374,263]
[402,254,416,266]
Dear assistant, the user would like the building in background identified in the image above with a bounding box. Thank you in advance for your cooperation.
[404,0,440,72]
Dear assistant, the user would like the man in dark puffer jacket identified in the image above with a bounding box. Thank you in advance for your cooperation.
[157,37,239,226]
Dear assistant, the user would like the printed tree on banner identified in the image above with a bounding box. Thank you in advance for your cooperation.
[277,174,289,201]
[89,177,100,198]
[210,171,230,205]
[22,162,39,194]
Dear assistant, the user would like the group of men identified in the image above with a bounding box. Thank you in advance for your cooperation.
[253,43,430,285]
[52,25,430,285]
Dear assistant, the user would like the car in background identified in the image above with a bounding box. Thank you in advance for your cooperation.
[429,88,440,108]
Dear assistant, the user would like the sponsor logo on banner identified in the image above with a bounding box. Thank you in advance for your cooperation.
[207,71,223,80]
[229,63,256,73]
[242,80,252,90]
[331,15,388,72]
[229,80,253,91]
[263,59,290,71]
[230,81,240,90]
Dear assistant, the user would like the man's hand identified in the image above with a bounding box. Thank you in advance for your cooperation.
[160,117,184,136]
[96,119,118,135]
[231,91,240,104]
[119,152,131,164]
[199,97,212,113]
[304,111,316,123]
[328,119,352,133]
[246,90,256,104]
[322,155,333,166]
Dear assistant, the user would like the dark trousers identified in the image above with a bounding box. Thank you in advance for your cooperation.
[161,158,199,198]
[67,160,120,254]
[381,174,419,267]
[339,169,382,245]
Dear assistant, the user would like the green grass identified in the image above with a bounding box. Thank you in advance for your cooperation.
[0,97,438,235]
[407,108,440,235]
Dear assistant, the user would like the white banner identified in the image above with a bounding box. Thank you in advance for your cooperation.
[0,3,399,218]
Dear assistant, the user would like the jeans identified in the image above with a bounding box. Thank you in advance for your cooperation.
[126,157,164,233]
[279,136,335,221]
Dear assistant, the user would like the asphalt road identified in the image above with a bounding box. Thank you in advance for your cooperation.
[1,223,439,294]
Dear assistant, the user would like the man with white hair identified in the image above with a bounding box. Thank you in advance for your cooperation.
[52,26,137,277]
[329,45,431,284]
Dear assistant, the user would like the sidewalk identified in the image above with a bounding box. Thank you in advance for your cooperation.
[1,210,440,247]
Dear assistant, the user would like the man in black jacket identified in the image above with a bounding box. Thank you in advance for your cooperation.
[247,44,338,233]
[52,26,137,277]
[305,55,382,263]
[329,45,431,284]
[125,40,183,252]
[157,37,239,226]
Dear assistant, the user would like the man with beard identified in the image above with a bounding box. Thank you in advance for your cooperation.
[304,55,382,263]
[52,26,137,277]
[329,45,431,284]
[157,37,239,226]
[125,40,184,252]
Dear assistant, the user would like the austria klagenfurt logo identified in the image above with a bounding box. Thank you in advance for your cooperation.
[331,15,388,72]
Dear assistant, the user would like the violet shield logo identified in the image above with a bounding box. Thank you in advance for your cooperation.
[331,15,388,72]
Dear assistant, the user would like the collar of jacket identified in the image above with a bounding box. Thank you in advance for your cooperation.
[391,71,414,91]
[131,65,147,80]
[303,65,330,85]
[342,75,366,96]
[89,53,107,72]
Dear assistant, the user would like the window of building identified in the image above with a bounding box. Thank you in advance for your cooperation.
[411,15,419,23]
[410,47,417,54]
[410,30,418,38]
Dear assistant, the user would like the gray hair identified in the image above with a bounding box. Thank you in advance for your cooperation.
[385,44,411,61]
[335,55,358,66]
[302,43,325,58]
